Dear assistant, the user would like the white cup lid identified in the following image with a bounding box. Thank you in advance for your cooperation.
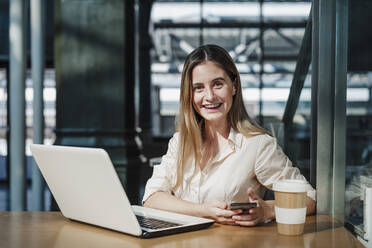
[273,179,308,193]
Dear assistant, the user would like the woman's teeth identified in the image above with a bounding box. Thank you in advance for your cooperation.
[204,103,221,109]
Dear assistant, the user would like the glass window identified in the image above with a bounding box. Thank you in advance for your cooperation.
[25,69,56,211]
[150,0,311,133]
[149,1,312,182]
[0,69,56,211]
[0,68,7,211]
[345,1,372,239]
[345,71,372,237]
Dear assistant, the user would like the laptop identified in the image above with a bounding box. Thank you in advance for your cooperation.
[30,144,214,238]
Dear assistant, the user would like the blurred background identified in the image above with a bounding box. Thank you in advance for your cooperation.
[0,0,371,244]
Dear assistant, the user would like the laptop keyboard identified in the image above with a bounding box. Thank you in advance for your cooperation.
[136,215,182,230]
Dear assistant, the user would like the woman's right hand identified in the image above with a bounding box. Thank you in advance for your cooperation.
[201,202,242,225]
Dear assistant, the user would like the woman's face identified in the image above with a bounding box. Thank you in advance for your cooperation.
[191,61,236,125]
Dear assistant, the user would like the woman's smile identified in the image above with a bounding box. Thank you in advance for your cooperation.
[203,103,223,111]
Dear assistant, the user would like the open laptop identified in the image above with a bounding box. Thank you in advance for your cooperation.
[30,144,214,238]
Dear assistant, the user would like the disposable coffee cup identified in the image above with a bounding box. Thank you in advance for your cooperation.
[273,179,308,235]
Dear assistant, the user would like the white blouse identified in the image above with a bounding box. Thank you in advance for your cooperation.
[143,129,316,205]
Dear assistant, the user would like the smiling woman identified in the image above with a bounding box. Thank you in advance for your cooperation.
[143,44,316,226]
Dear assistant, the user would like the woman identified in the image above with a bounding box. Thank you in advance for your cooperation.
[143,44,316,226]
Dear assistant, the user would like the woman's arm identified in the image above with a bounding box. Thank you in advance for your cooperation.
[252,135,317,223]
[144,191,203,216]
[305,196,316,215]
[144,191,242,225]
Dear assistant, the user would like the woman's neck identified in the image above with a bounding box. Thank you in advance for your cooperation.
[199,120,230,170]
[204,120,230,142]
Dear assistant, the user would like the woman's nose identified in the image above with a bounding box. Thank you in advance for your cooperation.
[205,87,215,100]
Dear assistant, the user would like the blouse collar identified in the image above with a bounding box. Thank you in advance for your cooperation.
[227,128,243,149]
[208,128,243,166]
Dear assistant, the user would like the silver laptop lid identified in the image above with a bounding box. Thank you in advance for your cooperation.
[30,144,142,236]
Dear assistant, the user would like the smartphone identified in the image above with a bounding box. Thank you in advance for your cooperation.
[228,202,258,210]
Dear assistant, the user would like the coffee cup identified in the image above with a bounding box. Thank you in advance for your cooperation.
[273,179,308,235]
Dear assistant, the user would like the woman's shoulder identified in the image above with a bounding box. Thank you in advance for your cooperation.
[170,132,180,142]
[240,132,276,148]
[166,132,183,151]
[241,132,273,142]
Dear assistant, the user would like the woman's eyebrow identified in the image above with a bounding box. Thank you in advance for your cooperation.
[192,77,225,85]
[212,77,225,82]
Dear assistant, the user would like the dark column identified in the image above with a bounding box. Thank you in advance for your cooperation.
[137,0,153,137]
[311,0,319,190]
[54,0,141,207]
[282,7,312,158]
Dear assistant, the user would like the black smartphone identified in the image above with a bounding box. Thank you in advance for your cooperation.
[228,202,258,210]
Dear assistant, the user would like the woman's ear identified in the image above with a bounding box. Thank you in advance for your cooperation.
[232,84,237,96]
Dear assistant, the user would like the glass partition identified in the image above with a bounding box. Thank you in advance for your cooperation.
[0,68,56,211]
[150,0,311,132]
[0,68,7,211]
[149,0,312,182]
[345,1,372,243]
[345,71,372,239]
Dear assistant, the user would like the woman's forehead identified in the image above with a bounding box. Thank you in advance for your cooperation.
[191,61,228,82]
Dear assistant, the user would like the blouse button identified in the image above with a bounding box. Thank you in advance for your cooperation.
[228,141,234,149]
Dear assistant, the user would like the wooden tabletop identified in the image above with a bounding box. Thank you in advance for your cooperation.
[0,212,364,248]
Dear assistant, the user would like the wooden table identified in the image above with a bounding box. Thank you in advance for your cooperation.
[0,212,364,248]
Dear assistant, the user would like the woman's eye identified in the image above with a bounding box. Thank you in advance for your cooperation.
[193,85,204,91]
[214,81,223,87]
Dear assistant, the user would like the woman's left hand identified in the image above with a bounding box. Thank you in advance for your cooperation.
[232,188,273,226]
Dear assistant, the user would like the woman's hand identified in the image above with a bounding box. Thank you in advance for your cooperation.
[201,202,242,225]
[232,188,274,226]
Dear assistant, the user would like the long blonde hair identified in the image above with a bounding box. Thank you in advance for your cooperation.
[174,44,268,190]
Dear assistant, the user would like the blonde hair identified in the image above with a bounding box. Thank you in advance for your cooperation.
[174,44,268,190]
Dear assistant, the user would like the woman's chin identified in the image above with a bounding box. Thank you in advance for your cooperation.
[201,114,227,124]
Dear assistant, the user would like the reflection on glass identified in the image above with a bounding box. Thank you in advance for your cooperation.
[0,69,56,211]
[149,1,312,182]
[150,1,311,135]
[0,69,7,211]
[345,72,372,238]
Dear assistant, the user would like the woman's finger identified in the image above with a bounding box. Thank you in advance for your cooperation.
[214,202,228,209]
[217,209,242,218]
[232,214,257,221]
[247,207,258,215]
[247,187,260,202]
[217,217,237,225]
[235,219,260,227]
